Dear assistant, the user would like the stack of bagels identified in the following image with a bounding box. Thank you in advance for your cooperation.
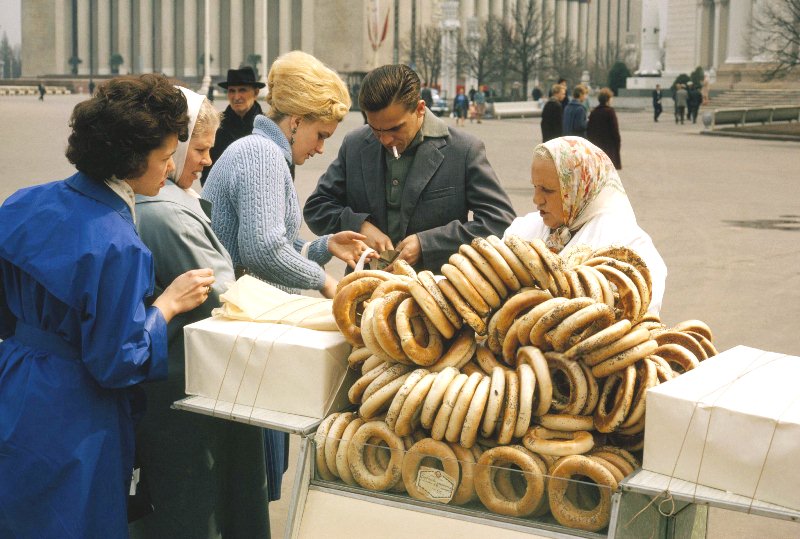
[325,235,716,532]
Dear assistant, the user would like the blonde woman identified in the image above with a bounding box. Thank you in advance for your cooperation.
[203,51,374,298]
[132,87,270,537]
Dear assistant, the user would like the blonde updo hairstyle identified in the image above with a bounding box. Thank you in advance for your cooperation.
[193,98,222,138]
[265,51,351,123]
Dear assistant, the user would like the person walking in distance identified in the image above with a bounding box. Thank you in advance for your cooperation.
[652,84,663,122]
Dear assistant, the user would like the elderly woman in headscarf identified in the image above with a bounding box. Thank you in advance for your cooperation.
[132,87,271,538]
[505,136,666,314]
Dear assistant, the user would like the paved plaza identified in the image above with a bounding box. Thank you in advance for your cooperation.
[1,94,798,537]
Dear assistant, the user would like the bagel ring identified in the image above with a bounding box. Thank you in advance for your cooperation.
[522,426,595,456]
[347,421,405,491]
[471,236,522,291]
[593,364,636,433]
[548,454,617,532]
[332,277,384,345]
[401,438,460,502]
[395,298,444,366]
[459,243,509,299]
[475,445,546,517]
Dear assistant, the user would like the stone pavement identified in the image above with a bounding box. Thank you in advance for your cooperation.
[1,94,798,537]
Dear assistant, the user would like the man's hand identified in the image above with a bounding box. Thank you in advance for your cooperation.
[359,220,394,253]
[395,234,421,267]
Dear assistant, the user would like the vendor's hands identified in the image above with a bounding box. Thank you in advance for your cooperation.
[328,231,377,269]
[395,234,422,267]
[320,273,338,299]
[359,220,394,253]
[153,268,215,322]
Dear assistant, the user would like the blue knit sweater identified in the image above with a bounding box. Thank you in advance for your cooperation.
[203,115,331,293]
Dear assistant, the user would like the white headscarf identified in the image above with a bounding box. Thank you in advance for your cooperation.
[172,86,206,185]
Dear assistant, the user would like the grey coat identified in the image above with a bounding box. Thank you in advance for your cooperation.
[131,182,270,539]
[303,110,516,271]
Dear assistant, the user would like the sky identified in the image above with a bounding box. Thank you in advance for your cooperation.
[0,0,22,47]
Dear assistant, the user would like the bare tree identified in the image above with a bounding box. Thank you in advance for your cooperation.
[459,16,503,88]
[503,0,551,98]
[587,42,624,90]
[751,0,800,79]
[414,25,442,88]
[545,38,585,90]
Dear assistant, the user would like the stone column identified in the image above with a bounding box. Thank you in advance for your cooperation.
[229,0,244,69]
[568,0,579,47]
[301,0,314,52]
[695,0,705,68]
[578,0,588,55]
[96,0,111,74]
[556,0,568,45]
[637,0,661,74]
[440,1,460,100]
[54,0,68,74]
[183,0,198,77]
[279,0,291,55]
[77,0,90,74]
[117,0,131,74]
[477,0,489,19]
[711,0,724,68]
[490,0,503,19]
[209,0,220,75]
[461,0,475,22]
[160,0,175,75]
[725,0,750,63]
[255,0,268,88]
[139,0,153,72]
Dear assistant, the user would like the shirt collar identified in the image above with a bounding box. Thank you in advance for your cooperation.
[105,177,137,224]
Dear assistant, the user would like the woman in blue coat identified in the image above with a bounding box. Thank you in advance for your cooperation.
[0,74,215,538]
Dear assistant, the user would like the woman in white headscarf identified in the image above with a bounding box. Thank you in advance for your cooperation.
[505,136,667,314]
[131,87,271,538]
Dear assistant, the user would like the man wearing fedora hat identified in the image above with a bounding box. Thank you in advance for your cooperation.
[201,66,265,184]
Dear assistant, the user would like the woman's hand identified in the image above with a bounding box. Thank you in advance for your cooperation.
[329,231,378,269]
[153,268,215,322]
[320,273,338,299]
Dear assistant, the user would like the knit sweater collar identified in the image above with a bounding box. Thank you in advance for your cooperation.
[253,115,293,166]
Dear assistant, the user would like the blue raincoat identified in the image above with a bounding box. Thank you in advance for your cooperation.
[0,172,168,538]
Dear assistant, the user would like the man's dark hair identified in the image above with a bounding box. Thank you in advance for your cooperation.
[66,73,189,182]
[358,64,421,113]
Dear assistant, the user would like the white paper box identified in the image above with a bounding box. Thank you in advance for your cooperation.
[643,345,800,511]
[184,317,355,419]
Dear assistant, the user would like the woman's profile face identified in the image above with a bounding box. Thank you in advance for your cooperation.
[177,131,215,189]
[127,134,178,196]
[291,118,338,166]
[531,156,565,228]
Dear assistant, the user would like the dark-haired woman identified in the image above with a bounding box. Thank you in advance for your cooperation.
[0,74,214,538]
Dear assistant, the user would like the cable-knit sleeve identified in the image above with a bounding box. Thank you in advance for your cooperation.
[233,139,327,290]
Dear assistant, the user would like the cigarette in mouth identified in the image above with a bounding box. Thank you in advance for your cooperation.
[392,146,400,159]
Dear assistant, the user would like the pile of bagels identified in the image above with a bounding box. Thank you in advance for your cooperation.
[325,235,716,532]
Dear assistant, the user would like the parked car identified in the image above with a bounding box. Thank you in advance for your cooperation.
[430,89,451,117]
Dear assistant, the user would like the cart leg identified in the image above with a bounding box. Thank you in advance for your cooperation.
[285,435,313,539]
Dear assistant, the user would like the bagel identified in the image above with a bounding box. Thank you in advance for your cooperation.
[448,442,478,505]
[420,367,460,429]
[504,235,554,292]
[437,277,487,335]
[563,319,632,361]
[590,450,635,478]
[314,413,341,481]
[650,354,676,382]
[335,270,395,294]
[360,371,412,419]
[347,421,405,491]
[449,253,502,309]
[620,357,657,429]
[445,372,484,443]
[362,363,410,403]
[582,264,616,308]
[684,330,718,358]
[461,374,491,448]
[654,330,708,361]
[574,265,606,304]
[471,236,522,291]
[545,352,589,415]
[335,417,366,485]
[385,368,430,431]
[563,269,585,299]
[589,454,625,484]
[549,302,615,352]
[487,288,553,353]
[361,353,384,374]
[593,265,642,323]
[475,445,546,517]
[475,344,506,374]
[496,369,519,445]
[517,346,553,416]
[515,297,570,347]
[324,412,356,478]
[440,263,491,317]
[585,257,651,319]
[535,413,595,432]
[673,319,713,342]
[608,431,645,452]
[347,346,373,370]
[480,366,507,439]
[360,297,396,363]
[548,454,617,532]
[333,277,384,345]
[429,326,477,372]
[487,235,535,287]
[431,373,470,440]
[530,238,571,297]
[459,244,509,299]
[654,342,699,374]
[522,426,594,456]
[514,363,536,438]
[372,291,412,361]
[395,298,444,366]
[401,438,460,503]
[529,297,595,348]
[392,259,418,279]
[417,270,462,330]
[589,245,652,296]
[395,372,437,436]
[593,364,636,433]
[591,445,640,470]
[502,318,524,365]
[591,338,657,378]
[408,280,456,339]
[349,361,391,404]
[370,275,414,299]
[582,326,651,367]
[577,359,600,416]
[460,361,484,376]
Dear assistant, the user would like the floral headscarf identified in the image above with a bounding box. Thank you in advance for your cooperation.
[538,136,629,251]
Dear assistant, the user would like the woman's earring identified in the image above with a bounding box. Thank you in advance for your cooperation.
[290,126,297,146]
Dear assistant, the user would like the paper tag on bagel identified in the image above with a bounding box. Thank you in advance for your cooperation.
[415,466,456,502]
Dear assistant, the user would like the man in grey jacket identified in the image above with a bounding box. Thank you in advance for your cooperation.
[303,64,515,272]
